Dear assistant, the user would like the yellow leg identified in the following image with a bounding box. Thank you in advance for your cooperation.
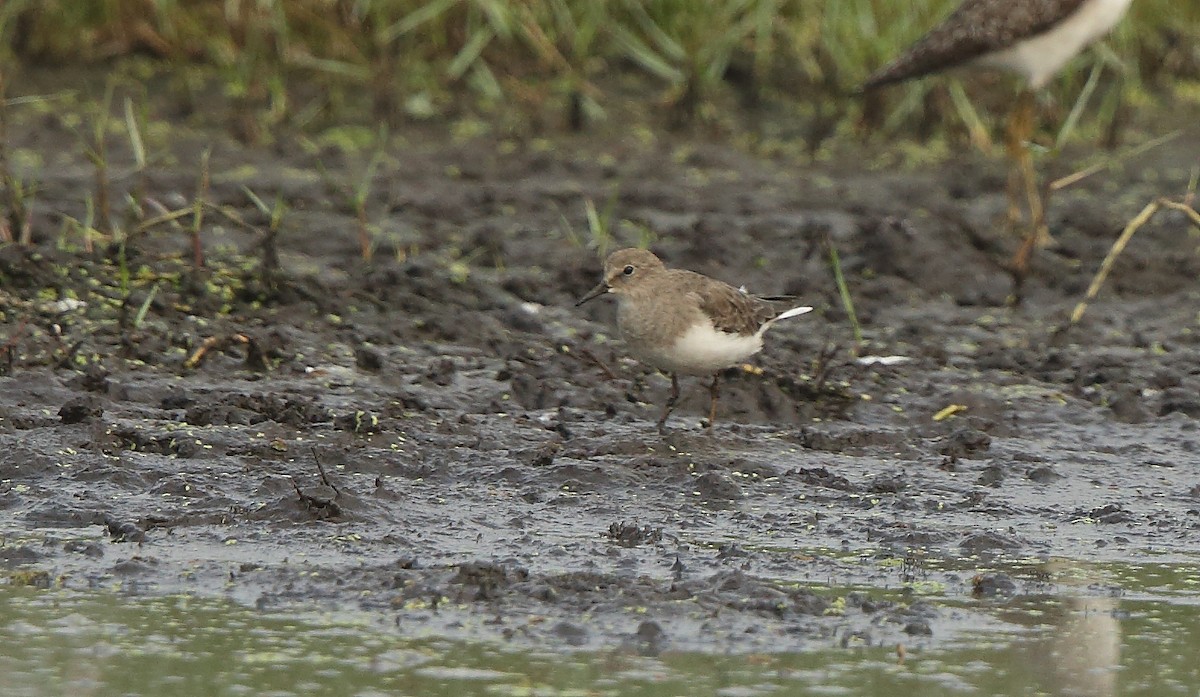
[1005,97,1027,232]
[1016,93,1050,248]
[1006,89,1048,292]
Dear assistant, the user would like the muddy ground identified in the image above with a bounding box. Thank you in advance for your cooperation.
[2,69,1200,654]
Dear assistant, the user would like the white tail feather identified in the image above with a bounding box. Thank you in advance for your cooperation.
[775,306,813,322]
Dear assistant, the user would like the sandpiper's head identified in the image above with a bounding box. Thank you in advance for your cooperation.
[575,248,666,306]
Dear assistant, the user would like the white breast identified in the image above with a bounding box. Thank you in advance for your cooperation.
[637,320,764,376]
[978,0,1132,88]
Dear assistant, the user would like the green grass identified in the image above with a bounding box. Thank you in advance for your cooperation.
[2,0,1199,148]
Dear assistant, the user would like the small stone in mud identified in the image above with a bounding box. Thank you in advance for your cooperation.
[636,620,665,641]
[112,556,158,574]
[788,466,853,490]
[0,546,40,565]
[1085,503,1131,523]
[75,363,110,393]
[692,471,743,503]
[502,305,543,334]
[509,372,557,410]
[728,458,779,481]
[868,472,907,493]
[334,410,383,433]
[605,521,663,547]
[57,395,101,424]
[634,620,667,655]
[977,465,1005,487]
[839,630,873,649]
[355,345,384,371]
[846,591,891,614]
[904,620,933,636]
[1027,466,1063,483]
[160,389,195,410]
[183,405,215,426]
[934,456,960,471]
[103,515,146,543]
[792,589,829,615]
[301,492,342,519]
[63,540,104,558]
[1159,388,1200,418]
[1109,386,1149,423]
[425,357,456,386]
[937,428,991,458]
[225,405,259,427]
[1150,367,1182,389]
[528,584,557,602]
[244,331,288,372]
[59,396,102,424]
[552,621,588,646]
[7,569,52,588]
[959,531,1021,553]
[520,441,560,467]
[452,561,524,601]
[972,572,1017,597]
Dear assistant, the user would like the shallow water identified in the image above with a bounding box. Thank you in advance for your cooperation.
[4,562,1198,697]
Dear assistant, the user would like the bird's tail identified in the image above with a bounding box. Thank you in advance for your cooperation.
[774,306,813,322]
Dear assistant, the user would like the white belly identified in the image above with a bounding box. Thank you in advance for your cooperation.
[634,321,763,376]
[978,0,1132,88]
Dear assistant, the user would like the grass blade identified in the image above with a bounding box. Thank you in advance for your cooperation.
[825,234,862,350]
[383,0,459,41]
[610,25,683,83]
[1055,59,1104,151]
[123,97,145,169]
[447,27,495,80]
[134,283,159,329]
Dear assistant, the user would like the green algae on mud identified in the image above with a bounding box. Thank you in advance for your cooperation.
[3,574,1200,697]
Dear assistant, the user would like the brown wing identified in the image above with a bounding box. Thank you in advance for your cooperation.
[675,271,778,336]
[862,0,1089,89]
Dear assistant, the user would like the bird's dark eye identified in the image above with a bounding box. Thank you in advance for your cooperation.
[623,265,634,275]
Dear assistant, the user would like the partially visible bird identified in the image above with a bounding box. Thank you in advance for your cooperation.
[863,0,1133,290]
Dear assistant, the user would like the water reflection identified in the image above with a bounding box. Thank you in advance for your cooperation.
[996,594,1120,697]
[1,562,1198,697]
[1054,595,1120,697]
[988,557,1197,697]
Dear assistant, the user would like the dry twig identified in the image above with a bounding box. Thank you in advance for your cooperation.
[1070,196,1200,324]
[184,333,250,369]
[310,446,342,498]
[577,345,619,381]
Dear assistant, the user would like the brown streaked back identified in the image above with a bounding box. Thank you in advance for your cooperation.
[670,269,783,336]
[862,0,1088,89]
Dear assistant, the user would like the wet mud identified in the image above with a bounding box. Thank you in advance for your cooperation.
[2,77,1200,652]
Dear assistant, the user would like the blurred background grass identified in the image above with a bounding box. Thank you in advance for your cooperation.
[1,0,1198,152]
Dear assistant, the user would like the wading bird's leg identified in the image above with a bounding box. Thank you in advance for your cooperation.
[1007,88,1046,299]
[1005,98,1027,233]
[657,373,680,433]
[705,373,721,430]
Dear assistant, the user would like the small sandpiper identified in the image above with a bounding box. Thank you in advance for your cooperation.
[576,248,812,432]
[863,0,1133,287]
